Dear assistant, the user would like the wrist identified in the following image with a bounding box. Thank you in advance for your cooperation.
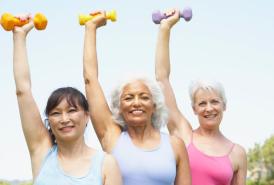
[13,33,27,41]
[85,22,97,31]
[159,24,172,33]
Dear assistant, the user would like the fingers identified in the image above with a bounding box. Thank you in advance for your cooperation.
[13,21,34,36]
[15,13,32,22]
[23,21,34,33]
[85,10,107,28]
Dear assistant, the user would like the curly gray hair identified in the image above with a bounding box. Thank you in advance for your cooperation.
[110,77,168,130]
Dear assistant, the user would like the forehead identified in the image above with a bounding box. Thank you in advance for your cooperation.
[122,81,151,95]
[52,98,78,110]
[194,89,221,102]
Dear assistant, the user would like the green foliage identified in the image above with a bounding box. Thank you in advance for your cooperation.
[247,135,274,184]
[19,182,33,185]
[0,181,12,185]
[261,135,274,180]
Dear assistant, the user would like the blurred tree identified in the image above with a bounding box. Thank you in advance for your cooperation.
[247,135,274,185]
[0,181,11,185]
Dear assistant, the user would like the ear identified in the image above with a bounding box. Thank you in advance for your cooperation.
[192,105,198,115]
[84,111,90,122]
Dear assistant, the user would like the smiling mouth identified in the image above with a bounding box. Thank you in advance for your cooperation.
[59,126,75,132]
[204,114,217,119]
[130,110,144,115]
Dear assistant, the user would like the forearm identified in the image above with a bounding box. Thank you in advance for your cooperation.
[155,25,171,81]
[83,24,98,82]
[13,34,32,95]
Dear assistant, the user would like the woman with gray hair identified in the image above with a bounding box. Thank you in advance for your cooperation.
[155,9,247,185]
[83,11,191,185]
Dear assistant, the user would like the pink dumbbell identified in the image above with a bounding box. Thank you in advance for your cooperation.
[152,7,192,24]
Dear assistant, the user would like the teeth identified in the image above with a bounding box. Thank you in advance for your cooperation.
[132,110,143,115]
[205,114,216,118]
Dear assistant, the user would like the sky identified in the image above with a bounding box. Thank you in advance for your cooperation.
[1,0,274,181]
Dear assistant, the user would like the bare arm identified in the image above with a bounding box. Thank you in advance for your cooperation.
[231,145,247,185]
[155,9,192,142]
[83,12,121,152]
[13,20,52,177]
[102,154,123,185]
[170,136,191,185]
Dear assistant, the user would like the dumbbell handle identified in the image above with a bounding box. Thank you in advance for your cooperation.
[79,10,117,25]
[152,7,192,24]
[0,13,47,31]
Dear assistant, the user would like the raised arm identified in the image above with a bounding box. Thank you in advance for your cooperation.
[13,19,52,177]
[83,12,121,152]
[155,9,192,142]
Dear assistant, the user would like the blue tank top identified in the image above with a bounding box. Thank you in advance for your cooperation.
[34,145,104,185]
[112,132,176,185]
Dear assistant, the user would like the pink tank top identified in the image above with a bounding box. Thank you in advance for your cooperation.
[187,135,234,185]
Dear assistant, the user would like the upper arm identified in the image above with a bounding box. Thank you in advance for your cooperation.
[158,79,192,141]
[17,92,52,155]
[230,145,247,185]
[170,136,191,185]
[83,24,121,150]
[85,80,121,150]
[102,154,123,185]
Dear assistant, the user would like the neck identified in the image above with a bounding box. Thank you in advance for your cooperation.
[127,123,158,141]
[196,127,223,138]
[56,137,88,159]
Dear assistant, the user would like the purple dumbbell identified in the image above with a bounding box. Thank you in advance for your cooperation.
[152,7,192,24]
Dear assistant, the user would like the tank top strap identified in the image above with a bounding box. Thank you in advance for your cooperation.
[226,143,235,156]
[190,131,194,143]
[90,151,105,177]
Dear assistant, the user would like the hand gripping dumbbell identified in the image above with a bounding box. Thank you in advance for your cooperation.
[0,13,47,31]
[79,10,117,25]
[152,7,192,24]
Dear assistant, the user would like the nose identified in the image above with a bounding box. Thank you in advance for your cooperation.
[132,97,141,107]
[60,112,70,124]
[205,103,214,112]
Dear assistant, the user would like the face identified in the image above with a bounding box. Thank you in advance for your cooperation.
[48,98,89,142]
[119,81,155,127]
[193,89,225,129]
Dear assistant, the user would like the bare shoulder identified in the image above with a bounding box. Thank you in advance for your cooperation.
[170,135,186,148]
[230,143,247,171]
[231,143,247,158]
[100,153,118,170]
[101,153,122,185]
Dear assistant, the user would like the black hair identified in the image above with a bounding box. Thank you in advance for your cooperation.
[44,87,89,143]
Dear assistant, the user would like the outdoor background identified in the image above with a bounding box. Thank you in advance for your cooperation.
[1,0,274,181]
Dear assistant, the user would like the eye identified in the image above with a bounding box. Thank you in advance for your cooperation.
[123,96,133,101]
[211,99,220,105]
[50,112,60,116]
[198,102,206,107]
[68,108,77,113]
[141,96,150,100]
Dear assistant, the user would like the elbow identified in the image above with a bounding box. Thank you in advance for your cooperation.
[155,74,169,83]
[83,73,97,86]
[84,77,90,85]
[15,87,30,97]
[16,89,24,96]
